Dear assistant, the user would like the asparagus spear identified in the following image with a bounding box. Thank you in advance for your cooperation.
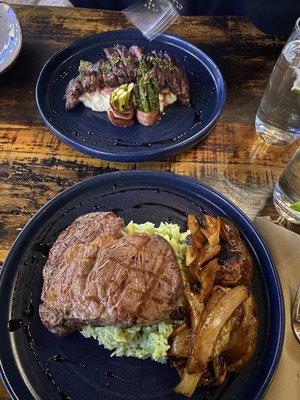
[147,78,159,112]
[136,61,150,82]
[135,77,159,113]
[139,81,150,112]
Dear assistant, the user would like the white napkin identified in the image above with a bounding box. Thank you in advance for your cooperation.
[254,216,300,400]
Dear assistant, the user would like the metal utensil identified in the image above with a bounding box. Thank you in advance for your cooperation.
[292,284,300,343]
[0,2,22,75]
[123,0,182,41]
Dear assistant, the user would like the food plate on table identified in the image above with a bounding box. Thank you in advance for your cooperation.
[36,29,225,162]
[0,171,283,400]
[0,3,22,75]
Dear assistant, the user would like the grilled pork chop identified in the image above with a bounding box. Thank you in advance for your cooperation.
[39,212,183,337]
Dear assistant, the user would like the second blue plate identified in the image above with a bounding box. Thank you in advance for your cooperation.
[0,171,283,400]
[36,29,225,162]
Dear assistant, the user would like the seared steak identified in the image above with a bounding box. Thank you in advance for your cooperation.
[39,212,183,337]
[65,45,190,110]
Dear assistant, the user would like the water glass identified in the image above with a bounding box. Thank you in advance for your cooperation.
[273,147,300,224]
[255,17,300,146]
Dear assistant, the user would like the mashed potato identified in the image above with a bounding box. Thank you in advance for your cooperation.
[81,221,189,363]
[79,89,110,112]
[81,322,173,363]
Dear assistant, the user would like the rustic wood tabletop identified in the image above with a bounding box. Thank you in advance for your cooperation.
[0,5,299,399]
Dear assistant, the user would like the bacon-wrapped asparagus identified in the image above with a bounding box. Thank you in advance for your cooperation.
[134,76,161,126]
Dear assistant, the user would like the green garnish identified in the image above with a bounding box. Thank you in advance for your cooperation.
[110,56,121,65]
[148,55,176,72]
[110,83,134,111]
[78,60,92,75]
[136,60,151,82]
[290,201,300,212]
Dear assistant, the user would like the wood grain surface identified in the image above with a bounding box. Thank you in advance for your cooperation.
[0,6,299,398]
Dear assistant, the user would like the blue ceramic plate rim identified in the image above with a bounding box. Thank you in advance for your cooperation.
[0,171,284,400]
[35,29,226,162]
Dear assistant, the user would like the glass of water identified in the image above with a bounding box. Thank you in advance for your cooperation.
[273,147,300,224]
[255,17,300,146]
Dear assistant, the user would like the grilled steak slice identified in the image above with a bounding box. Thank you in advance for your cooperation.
[103,46,129,84]
[39,212,183,337]
[65,77,84,110]
[115,44,136,81]
[65,61,104,110]
[129,45,144,60]
[150,50,190,105]
[98,59,119,88]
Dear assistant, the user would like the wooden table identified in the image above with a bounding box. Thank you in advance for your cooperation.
[0,5,299,399]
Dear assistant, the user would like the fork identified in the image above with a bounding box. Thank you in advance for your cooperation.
[123,0,182,41]
[292,284,300,343]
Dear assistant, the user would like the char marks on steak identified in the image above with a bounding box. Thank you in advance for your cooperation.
[97,59,119,89]
[115,44,137,81]
[65,77,83,110]
[150,50,190,106]
[103,46,130,84]
[39,212,183,337]
[129,44,144,60]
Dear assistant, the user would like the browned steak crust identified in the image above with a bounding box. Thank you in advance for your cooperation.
[39,212,183,337]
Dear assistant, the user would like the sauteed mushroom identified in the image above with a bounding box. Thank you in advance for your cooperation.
[217,217,253,286]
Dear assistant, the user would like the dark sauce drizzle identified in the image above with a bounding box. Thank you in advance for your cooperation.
[45,355,80,400]
[33,242,51,258]
[8,281,73,399]
[8,300,34,331]
[8,319,23,332]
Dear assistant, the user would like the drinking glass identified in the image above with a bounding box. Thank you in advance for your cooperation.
[255,17,300,146]
[273,147,300,224]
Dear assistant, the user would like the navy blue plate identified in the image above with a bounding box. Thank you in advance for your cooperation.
[0,171,283,400]
[36,29,225,162]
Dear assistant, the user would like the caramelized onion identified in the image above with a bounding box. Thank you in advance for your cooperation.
[224,294,258,372]
[169,327,190,358]
[187,286,249,374]
[187,214,207,248]
[200,214,221,246]
[174,370,202,397]
[186,238,198,267]
[185,258,219,331]
[190,243,221,272]
[169,321,188,340]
